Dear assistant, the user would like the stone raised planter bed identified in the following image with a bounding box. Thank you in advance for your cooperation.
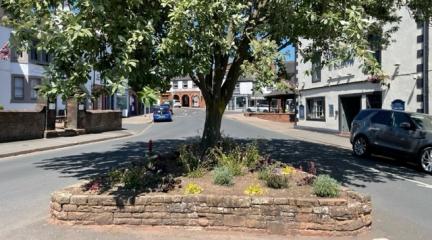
[50,183,371,236]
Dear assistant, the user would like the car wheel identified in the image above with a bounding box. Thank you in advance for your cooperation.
[419,147,432,173]
[352,136,370,157]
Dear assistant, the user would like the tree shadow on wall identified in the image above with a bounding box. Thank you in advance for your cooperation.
[34,137,429,188]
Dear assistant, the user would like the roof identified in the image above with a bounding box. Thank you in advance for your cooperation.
[264,89,297,99]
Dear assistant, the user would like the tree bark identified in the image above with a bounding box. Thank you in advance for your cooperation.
[201,99,226,151]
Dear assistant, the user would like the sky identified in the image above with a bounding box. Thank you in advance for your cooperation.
[281,44,296,61]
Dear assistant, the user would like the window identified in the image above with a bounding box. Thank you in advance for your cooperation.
[311,58,321,83]
[30,78,41,100]
[370,111,392,126]
[30,47,39,62]
[192,82,197,88]
[306,97,325,121]
[13,77,25,99]
[393,112,412,128]
[368,34,382,66]
[183,81,188,89]
[173,81,178,89]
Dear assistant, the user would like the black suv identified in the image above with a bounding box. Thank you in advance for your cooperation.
[350,109,432,173]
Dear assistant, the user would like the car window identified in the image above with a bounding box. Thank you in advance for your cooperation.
[411,114,432,130]
[370,111,392,126]
[393,112,412,128]
[354,110,376,121]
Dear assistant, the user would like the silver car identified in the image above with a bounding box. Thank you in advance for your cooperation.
[350,109,432,173]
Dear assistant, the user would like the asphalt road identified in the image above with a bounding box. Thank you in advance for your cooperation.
[1,108,432,240]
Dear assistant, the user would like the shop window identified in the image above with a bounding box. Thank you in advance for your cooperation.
[306,97,325,121]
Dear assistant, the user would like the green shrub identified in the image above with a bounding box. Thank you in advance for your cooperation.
[209,147,244,176]
[265,174,289,189]
[122,166,147,190]
[107,169,123,186]
[213,166,234,186]
[258,164,276,181]
[179,145,200,174]
[313,175,340,198]
[244,143,261,168]
[0,105,4,110]
[187,167,206,178]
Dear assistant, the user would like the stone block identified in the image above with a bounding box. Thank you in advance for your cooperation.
[251,197,273,205]
[132,212,153,219]
[114,212,132,218]
[142,219,161,226]
[135,196,150,205]
[87,196,101,206]
[146,205,167,212]
[52,192,72,204]
[113,218,142,225]
[223,215,246,227]
[153,212,169,219]
[67,212,93,221]
[295,198,319,207]
[94,213,113,225]
[206,195,224,207]
[198,217,209,227]
[63,204,78,212]
[70,195,88,205]
[51,210,68,220]
[182,196,199,204]
[312,206,329,215]
[223,196,251,208]
[260,206,281,216]
[99,196,117,206]
[267,221,287,234]
[273,198,290,205]
[318,198,347,206]
[167,203,189,213]
[246,219,266,229]
[50,202,62,212]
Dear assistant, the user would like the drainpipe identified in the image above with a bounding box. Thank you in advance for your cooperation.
[423,20,430,114]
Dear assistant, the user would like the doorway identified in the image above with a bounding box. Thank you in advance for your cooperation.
[181,95,190,107]
[339,95,362,132]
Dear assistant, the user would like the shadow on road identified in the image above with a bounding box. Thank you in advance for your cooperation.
[34,137,429,188]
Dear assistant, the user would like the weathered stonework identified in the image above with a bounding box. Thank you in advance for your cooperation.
[50,187,371,236]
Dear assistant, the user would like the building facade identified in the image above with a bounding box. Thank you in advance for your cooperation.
[161,76,206,108]
[297,8,432,133]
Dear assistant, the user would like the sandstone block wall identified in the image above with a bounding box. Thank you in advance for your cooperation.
[51,190,371,236]
[0,109,45,142]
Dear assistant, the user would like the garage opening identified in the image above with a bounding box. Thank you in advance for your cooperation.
[340,96,362,132]
[181,95,190,107]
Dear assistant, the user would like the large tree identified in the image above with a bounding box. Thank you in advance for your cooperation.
[2,0,432,150]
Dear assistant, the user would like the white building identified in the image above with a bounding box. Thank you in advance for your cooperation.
[297,8,432,133]
[0,24,130,116]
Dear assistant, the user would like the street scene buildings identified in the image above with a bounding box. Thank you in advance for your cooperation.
[297,7,432,133]
[2,2,432,240]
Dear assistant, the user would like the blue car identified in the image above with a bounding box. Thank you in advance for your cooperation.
[153,106,172,122]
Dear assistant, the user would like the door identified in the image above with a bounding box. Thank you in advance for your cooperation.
[387,112,418,153]
[340,96,362,132]
[368,111,393,148]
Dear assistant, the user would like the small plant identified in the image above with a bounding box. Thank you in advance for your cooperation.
[211,147,244,176]
[179,145,200,174]
[308,161,317,175]
[313,175,340,198]
[281,166,296,175]
[244,143,261,168]
[213,166,234,186]
[244,184,264,196]
[123,166,147,190]
[265,174,289,189]
[107,169,123,186]
[184,183,203,195]
[187,167,207,178]
[258,164,276,181]
[0,105,3,110]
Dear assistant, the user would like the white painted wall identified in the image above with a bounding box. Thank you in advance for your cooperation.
[297,7,424,131]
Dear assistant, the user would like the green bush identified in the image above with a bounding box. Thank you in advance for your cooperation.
[179,145,201,174]
[258,164,276,181]
[313,175,340,198]
[187,167,206,178]
[244,143,261,168]
[213,166,234,186]
[265,174,289,189]
[107,169,123,186]
[0,105,3,110]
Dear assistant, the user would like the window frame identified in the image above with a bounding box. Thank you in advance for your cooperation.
[29,78,41,100]
[12,76,25,100]
[306,97,326,121]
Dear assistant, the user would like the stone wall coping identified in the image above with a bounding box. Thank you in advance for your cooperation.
[85,110,122,114]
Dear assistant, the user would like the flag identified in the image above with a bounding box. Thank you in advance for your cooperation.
[0,41,10,60]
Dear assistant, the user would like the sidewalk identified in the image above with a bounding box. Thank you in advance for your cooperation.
[0,115,153,159]
[224,114,351,149]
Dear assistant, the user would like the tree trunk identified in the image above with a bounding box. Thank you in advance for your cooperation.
[201,100,226,150]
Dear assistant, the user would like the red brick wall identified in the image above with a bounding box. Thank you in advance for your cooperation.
[0,109,45,142]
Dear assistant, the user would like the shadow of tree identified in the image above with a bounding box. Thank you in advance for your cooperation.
[34,137,429,189]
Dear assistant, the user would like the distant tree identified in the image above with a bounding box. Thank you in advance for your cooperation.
[137,86,160,115]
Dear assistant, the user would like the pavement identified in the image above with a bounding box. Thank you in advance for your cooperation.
[0,115,153,158]
[1,108,432,240]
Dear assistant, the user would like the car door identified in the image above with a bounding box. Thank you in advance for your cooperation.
[368,111,393,149]
[388,112,419,154]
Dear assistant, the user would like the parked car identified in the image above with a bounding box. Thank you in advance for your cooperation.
[246,104,270,112]
[350,109,432,173]
[153,106,172,122]
[173,100,182,108]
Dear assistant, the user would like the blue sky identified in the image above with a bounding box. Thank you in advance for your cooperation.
[281,45,295,61]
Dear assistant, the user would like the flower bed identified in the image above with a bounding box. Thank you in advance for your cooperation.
[49,138,372,235]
